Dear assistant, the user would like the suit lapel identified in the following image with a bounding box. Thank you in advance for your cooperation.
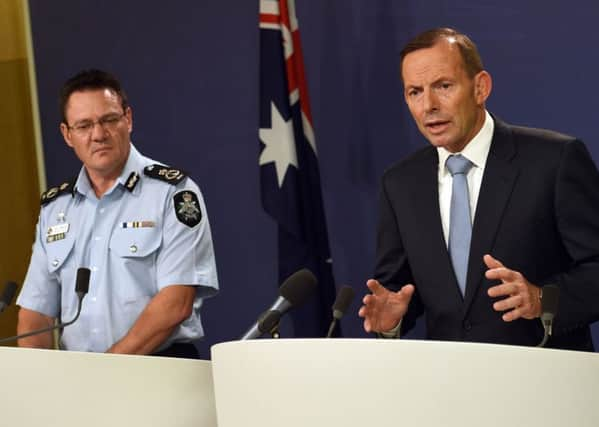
[411,148,464,301]
[463,118,519,312]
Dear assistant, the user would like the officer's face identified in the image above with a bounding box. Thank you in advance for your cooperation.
[60,89,132,180]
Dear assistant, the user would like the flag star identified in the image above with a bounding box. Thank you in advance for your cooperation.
[259,101,298,187]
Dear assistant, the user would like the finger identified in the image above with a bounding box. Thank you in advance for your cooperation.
[401,284,415,296]
[366,279,384,294]
[363,318,372,333]
[502,306,521,322]
[485,267,519,283]
[492,294,523,312]
[483,254,504,269]
[358,305,366,318]
[487,282,518,298]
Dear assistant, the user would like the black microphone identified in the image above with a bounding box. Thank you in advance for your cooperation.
[0,281,18,314]
[258,310,282,338]
[240,268,317,340]
[537,284,559,347]
[0,268,90,345]
[326,285,355,338]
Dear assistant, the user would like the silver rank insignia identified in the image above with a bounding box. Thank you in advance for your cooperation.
[174,191,202,228]
[125,172,140,192]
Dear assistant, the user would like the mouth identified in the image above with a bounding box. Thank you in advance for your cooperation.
[424,119,450,134]
[92,145,111,155]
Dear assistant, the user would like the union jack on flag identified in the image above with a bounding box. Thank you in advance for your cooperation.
[259,0,338,337]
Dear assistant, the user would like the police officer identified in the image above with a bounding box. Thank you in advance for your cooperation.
[16,69,219,358]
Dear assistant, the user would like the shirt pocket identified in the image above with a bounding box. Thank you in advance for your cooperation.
[109,226,162,303]
[45,234,78,318]
[46,234,77,280]
[109,226,162,258]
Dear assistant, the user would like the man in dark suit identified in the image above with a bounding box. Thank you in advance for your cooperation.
[358,27,599,351]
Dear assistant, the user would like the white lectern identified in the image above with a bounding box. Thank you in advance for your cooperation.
[0,346,216,427]
[211,339,599,427]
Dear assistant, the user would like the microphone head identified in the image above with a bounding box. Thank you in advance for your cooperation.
[1,281,18,308]
[75,268,91,295]
[279,268,318,307]
[541,284,560,316]
[332,285,355,320]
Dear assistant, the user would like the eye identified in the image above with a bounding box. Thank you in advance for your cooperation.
[440,82,452,90]
[73,122,92,132]
[99,115,121,125]
[407,88,421,97]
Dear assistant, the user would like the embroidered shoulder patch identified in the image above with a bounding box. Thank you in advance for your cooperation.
[41,180,74,206]
[144,164,187,185]
[174,190,202,228]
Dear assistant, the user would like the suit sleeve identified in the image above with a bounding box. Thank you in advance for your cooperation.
[550,139,599,332]
[374,173,423,335]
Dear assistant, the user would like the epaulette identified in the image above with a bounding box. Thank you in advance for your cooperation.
[143,164,187,185]
[40,180,75,206]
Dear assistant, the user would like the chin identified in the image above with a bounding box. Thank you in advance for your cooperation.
[427,137,450,149]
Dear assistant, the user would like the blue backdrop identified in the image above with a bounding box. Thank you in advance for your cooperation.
[27,0,599,355]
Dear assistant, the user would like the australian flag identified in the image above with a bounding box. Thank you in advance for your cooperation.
[259,0,338,337]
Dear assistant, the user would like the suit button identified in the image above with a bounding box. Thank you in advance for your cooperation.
[463,320,472,331]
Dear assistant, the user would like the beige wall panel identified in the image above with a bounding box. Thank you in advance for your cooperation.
[0,0,40,343]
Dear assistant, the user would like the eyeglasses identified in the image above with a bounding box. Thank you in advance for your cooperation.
[67,112,126,136]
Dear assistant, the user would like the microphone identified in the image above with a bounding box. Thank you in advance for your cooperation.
[240,268,317,340]
[258,310,282,338]
[0,268,90,345]
[326,285,355,338]
[537,284,559,347]
[0,281,18,314]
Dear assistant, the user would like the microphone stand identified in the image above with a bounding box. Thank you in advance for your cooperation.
[326,319,338,339]
[270,323,280,339]
[0,292,86,345]
[0,267,90,345]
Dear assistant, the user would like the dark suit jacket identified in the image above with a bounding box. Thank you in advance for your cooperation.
[375,117,599,351]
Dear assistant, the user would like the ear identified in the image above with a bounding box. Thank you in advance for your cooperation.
[474,71,492,105]
[124,106,133,133]
[60,123,74,148]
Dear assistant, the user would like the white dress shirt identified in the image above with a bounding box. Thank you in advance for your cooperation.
[437,110,494,245]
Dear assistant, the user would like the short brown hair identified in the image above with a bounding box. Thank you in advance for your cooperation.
[399,28,484,80]
[59,69,129,124]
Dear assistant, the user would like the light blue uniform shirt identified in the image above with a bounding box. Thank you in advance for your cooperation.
[17,145,219,352]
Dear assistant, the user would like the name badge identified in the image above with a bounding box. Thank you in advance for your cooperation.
[47,223,70,243]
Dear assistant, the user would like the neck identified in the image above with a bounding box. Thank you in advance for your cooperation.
[88,172,118,198]
[86,161,126,198]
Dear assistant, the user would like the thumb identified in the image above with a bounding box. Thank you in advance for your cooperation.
[400,284,415,298]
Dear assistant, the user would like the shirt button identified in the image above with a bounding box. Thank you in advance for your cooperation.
[91,266,98,272]
[463,320,472,331]
[52,259,59,267]
[94,236,101,241]
[129,245,138,253]
[91,297,97,302]
[99,208,105,214]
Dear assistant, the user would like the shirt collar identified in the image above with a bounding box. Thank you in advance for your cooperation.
[437,110,494,175]
[115,144,144,194]
[74,143,144,197]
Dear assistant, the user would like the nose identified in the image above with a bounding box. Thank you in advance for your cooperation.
[422,88,439,113]
[90,121,108,141]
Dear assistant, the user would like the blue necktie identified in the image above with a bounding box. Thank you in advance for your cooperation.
[446,154,474,296]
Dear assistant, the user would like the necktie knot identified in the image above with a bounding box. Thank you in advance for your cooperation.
[446,154,473,176]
